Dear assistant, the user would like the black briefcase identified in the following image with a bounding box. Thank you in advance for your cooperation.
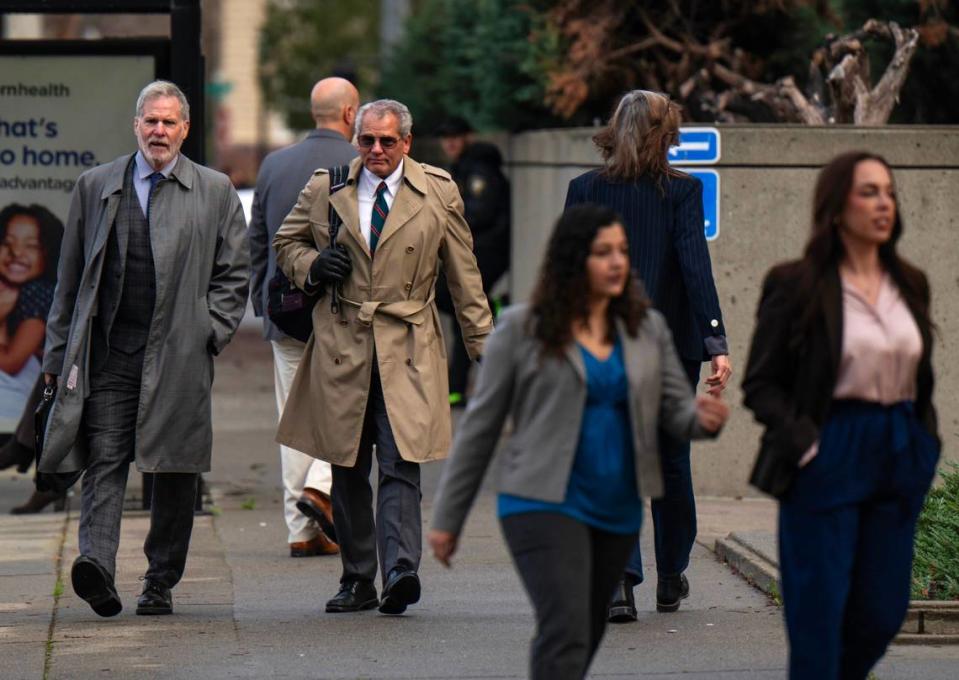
[34,383,81,493]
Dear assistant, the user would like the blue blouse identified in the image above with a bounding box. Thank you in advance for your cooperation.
[498,339,643,534]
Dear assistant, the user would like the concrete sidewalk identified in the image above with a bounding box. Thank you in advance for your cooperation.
[2,331,957,678]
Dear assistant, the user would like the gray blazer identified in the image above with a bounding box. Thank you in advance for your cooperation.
[248,128,358,340]
[431,304,714,535]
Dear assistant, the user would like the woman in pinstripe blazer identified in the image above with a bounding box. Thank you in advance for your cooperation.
[565,90,732,620]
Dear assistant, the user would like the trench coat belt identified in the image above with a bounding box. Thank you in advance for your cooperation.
[338,291,436,326]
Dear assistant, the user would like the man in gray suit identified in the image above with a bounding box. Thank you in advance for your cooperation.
[248,77,359,558]
[41,80,249,617]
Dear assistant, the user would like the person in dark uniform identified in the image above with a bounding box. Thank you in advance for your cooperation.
[436,117,510,406]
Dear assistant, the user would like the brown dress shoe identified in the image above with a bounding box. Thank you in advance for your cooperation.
[289,532,339,557]
[11,489,66,515]
[296,487,337,543]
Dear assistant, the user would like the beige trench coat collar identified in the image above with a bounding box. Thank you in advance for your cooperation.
[330,157,429,260]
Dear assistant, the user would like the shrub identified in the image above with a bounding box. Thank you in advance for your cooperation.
[912,462,959,600]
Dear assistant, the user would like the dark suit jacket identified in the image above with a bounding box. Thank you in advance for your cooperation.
[565,170,726,362]
[741,260,938,496]
[249,128,358,340]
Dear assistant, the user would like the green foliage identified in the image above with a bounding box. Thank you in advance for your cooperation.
[259,0,380,131]
[240,498,257,511]
[378,0,560,133]
[912,463,959,600]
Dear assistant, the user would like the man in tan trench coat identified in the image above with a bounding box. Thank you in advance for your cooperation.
[273,99,492,615]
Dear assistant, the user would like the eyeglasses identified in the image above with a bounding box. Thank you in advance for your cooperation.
[357,134,401,149]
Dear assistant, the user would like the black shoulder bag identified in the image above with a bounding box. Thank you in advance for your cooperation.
[267,164,350,341]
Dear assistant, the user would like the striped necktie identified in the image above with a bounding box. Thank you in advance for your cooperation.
[370,181,389,255]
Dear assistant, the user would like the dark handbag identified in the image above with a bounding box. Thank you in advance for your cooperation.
[266,272,317,342]
[34,383,81,493]
[748,430,799,499]
[267,163,350,341]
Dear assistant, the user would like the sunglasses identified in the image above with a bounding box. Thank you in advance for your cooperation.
[357,134,401,149]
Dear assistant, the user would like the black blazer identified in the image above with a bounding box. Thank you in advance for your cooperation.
[565,170,726,362]
[741,260,938,497]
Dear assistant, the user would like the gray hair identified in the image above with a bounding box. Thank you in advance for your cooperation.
[593,89,679,183]
[355,99,413,138]
[135,80,190,121]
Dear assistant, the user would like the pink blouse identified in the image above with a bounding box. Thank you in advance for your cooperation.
[833,274,922,404]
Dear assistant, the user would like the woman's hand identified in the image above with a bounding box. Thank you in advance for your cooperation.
[695,393,729,433]
[798,442,818,468]
[428,529,459,568]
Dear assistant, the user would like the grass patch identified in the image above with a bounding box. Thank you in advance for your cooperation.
[912,462,959,600]
[52,578,64,599]
[767,580,783,607]
[240,498,256,511]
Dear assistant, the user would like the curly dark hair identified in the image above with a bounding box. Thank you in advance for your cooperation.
[528,204,649,357]
[0,203,63,283]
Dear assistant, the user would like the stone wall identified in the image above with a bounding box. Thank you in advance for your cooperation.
[504,125,959,497]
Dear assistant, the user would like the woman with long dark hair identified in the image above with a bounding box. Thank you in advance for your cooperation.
[742,151,939,680]
[429,204,728,680]
[565,90,731,619]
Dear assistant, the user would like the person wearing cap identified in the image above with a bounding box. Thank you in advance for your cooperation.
[435,116,510,407]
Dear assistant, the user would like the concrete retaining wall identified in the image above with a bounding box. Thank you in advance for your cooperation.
[504,125,959,497]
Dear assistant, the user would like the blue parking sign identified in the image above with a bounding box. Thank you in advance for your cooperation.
[668,127,721,165]
[687,169,719,241]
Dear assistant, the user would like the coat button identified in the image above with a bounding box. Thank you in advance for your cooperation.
[333,357,341,365]
[404,282,412,291]
[338,319,348,326]
[405,358,412,366]
[406,245,415,253]
[710,319,719,328]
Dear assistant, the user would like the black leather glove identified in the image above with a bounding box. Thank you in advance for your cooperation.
[308,245,352,287]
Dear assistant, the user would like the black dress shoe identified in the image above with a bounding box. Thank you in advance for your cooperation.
[136,579,173,615]
[656,573,690,613]
[0,438,33,473]
[608,579,637,623]
[378,568,421,615]
[71,556,122,618]
[325,580,378,613]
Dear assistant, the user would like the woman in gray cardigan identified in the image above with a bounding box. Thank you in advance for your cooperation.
[429,204,728,680]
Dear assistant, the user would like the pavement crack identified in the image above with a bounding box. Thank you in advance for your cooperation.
[42,499,72,680]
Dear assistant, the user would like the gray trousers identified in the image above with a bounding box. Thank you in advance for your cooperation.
[331,366,422,587]
[78,349,198,587]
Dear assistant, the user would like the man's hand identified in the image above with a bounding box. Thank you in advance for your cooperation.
[704,354,732,397]
[309,245,352,286]
[695,393,729,433]
[428,529,459,568]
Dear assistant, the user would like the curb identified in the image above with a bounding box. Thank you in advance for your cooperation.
[713,532,959,645]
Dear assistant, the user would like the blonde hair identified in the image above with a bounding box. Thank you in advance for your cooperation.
[593,90,682,186]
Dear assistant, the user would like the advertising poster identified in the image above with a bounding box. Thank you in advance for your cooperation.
[0,55,154,432]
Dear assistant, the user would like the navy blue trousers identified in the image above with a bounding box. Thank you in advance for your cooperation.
[779,400,939,680]
[623,359,700,585]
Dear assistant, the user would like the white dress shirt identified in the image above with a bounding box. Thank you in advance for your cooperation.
[133,151,178,218]
[357,160,404,248]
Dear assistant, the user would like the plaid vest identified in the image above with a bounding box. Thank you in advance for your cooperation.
[100,159,157,355]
